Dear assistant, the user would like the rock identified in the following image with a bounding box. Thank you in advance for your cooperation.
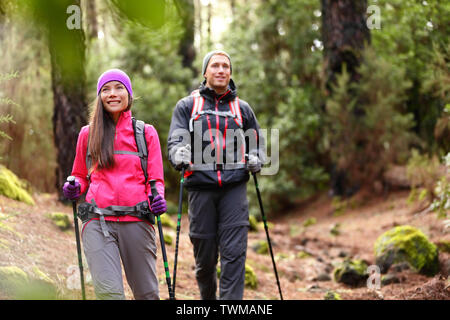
[435,240,450,253]
[252,240,268,255]
[389,262,410,273]
[383,165,412,188]
[0,165,35,205]
[330,223,341,236]
[441,259,450,277]
[338,250,349,258]
[374,225,439,276]
[47,212,71,231]
[333,259,368,287]
[314,273,332,282]
[381,273,401,286]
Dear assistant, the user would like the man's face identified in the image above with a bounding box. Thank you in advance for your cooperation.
[204,54,231,94]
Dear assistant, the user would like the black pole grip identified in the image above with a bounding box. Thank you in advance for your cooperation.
[149,179,158,198]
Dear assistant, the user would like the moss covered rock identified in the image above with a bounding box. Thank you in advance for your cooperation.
[244,264,258,289]
[252,240,269,255]
[324,290,341,300]
[160,214,176,230]
[333,259,368,287]
[164,233,173,245]
[0,266,29,296]
[0,165,34,205]
[374,225,439,276]
[217,264,258,289]
[249,215,259,232]
[47,212,71,231]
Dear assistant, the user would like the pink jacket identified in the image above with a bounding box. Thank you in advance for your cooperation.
[71,110,165,223]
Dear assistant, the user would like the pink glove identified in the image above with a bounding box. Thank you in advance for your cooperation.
[63,179,81,200]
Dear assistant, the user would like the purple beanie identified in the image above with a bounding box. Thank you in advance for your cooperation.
[97,69,133,98]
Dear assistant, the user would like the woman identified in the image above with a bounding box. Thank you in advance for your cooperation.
[63,68,167,300]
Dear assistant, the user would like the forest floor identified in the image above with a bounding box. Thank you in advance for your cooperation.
[0,189,449,300]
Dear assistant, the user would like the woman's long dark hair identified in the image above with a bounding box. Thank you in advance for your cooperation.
[88,97,116,171]
[87,92,133,173]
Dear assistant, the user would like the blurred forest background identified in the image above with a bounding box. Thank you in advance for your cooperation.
[0,0,449,218]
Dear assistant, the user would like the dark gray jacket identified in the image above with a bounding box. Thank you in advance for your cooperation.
[167,79,263,190]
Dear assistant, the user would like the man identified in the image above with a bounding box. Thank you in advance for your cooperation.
[167,50,264,300]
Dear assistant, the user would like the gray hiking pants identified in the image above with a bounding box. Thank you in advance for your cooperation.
[188,182,250,300]
[81,220,159,300]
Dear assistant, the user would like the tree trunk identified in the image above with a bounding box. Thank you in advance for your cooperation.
[321,0,370,91]
[84,0,98,41]
[321,0,370,197]
[175,0,196,72]
[38,0,88,200]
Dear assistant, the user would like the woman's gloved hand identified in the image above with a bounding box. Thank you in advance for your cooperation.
[62,179,81,200]
[149,194,167,216]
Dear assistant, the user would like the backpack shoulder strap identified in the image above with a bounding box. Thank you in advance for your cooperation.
[189,93,205,132]
[228,96,243,128]
[132,117,149,185]
[86,128,92,183]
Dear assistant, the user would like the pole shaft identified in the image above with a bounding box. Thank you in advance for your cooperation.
[252,173,283,300]
[150,180,174,300]
[172,167,185,298]
[68,176,86,300]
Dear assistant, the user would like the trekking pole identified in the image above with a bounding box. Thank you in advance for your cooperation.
[149,180,175,300]
[67,176,86,300]
[172,166,186,298]
[250,171,284,300]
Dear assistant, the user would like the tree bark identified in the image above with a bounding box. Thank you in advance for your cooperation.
[321,0,370,91]
[39,0,87,200]
[84,0,98,41]
[174,0,196,72]
[321,0,370,197]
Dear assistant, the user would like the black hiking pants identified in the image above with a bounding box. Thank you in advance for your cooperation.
[187,182,250,300]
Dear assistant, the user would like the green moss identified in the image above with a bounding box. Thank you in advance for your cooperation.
[164,233,173,245]
[245,264,258,289]
[333,259,368,287]
[253,240,269,255]
[217,263,258,289]
[374,225,439,276]
[160,214,176,230]
[303,217,317,227]
[0,266,29,296]
[435,240,450,253]
[330,223,341,236]
[324,291,341,300]
[249,215,259,232]
[0,165,35,205]
[258,221,274,230]
[297,251,312,259]
[46,212,71,231]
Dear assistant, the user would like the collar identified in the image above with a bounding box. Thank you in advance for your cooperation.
[199,78,237,102]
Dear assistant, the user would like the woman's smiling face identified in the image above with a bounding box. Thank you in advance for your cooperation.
[100,81,129,122]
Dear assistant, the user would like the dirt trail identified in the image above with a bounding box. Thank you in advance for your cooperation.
[0,190,449,300]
